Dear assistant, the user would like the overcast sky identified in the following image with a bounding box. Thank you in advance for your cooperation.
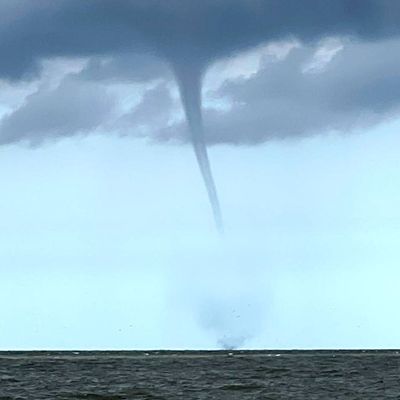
[1,1,400,350]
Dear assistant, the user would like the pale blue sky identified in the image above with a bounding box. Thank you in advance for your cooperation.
[1,117,400,349]
[1,1,400,350]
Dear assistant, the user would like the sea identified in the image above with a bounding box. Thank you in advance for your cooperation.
[1,350,399,399]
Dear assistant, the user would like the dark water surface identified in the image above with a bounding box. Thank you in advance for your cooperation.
[1,350,399,399]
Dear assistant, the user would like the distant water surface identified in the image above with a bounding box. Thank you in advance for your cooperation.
[1,350,399,399]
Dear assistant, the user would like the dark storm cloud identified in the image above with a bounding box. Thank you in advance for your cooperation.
[1,0,400,146]
[0,0,400,81]
[79,54,170,84]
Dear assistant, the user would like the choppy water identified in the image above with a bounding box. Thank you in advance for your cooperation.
[1,350,399,399]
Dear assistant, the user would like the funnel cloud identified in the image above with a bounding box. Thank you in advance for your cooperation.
[173,63,223,232]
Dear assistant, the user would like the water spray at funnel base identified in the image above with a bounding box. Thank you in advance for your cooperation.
[173,64,224,233]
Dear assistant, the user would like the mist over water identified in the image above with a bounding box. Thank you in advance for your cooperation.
[167,237,270,349]
[198,297,261,350]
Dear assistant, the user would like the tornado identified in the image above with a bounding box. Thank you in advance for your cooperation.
[173,62,224,233]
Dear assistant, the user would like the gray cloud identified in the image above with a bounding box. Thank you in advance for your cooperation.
[156,38,400,144]
[0,77,115,145]
[117,83,178,139]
